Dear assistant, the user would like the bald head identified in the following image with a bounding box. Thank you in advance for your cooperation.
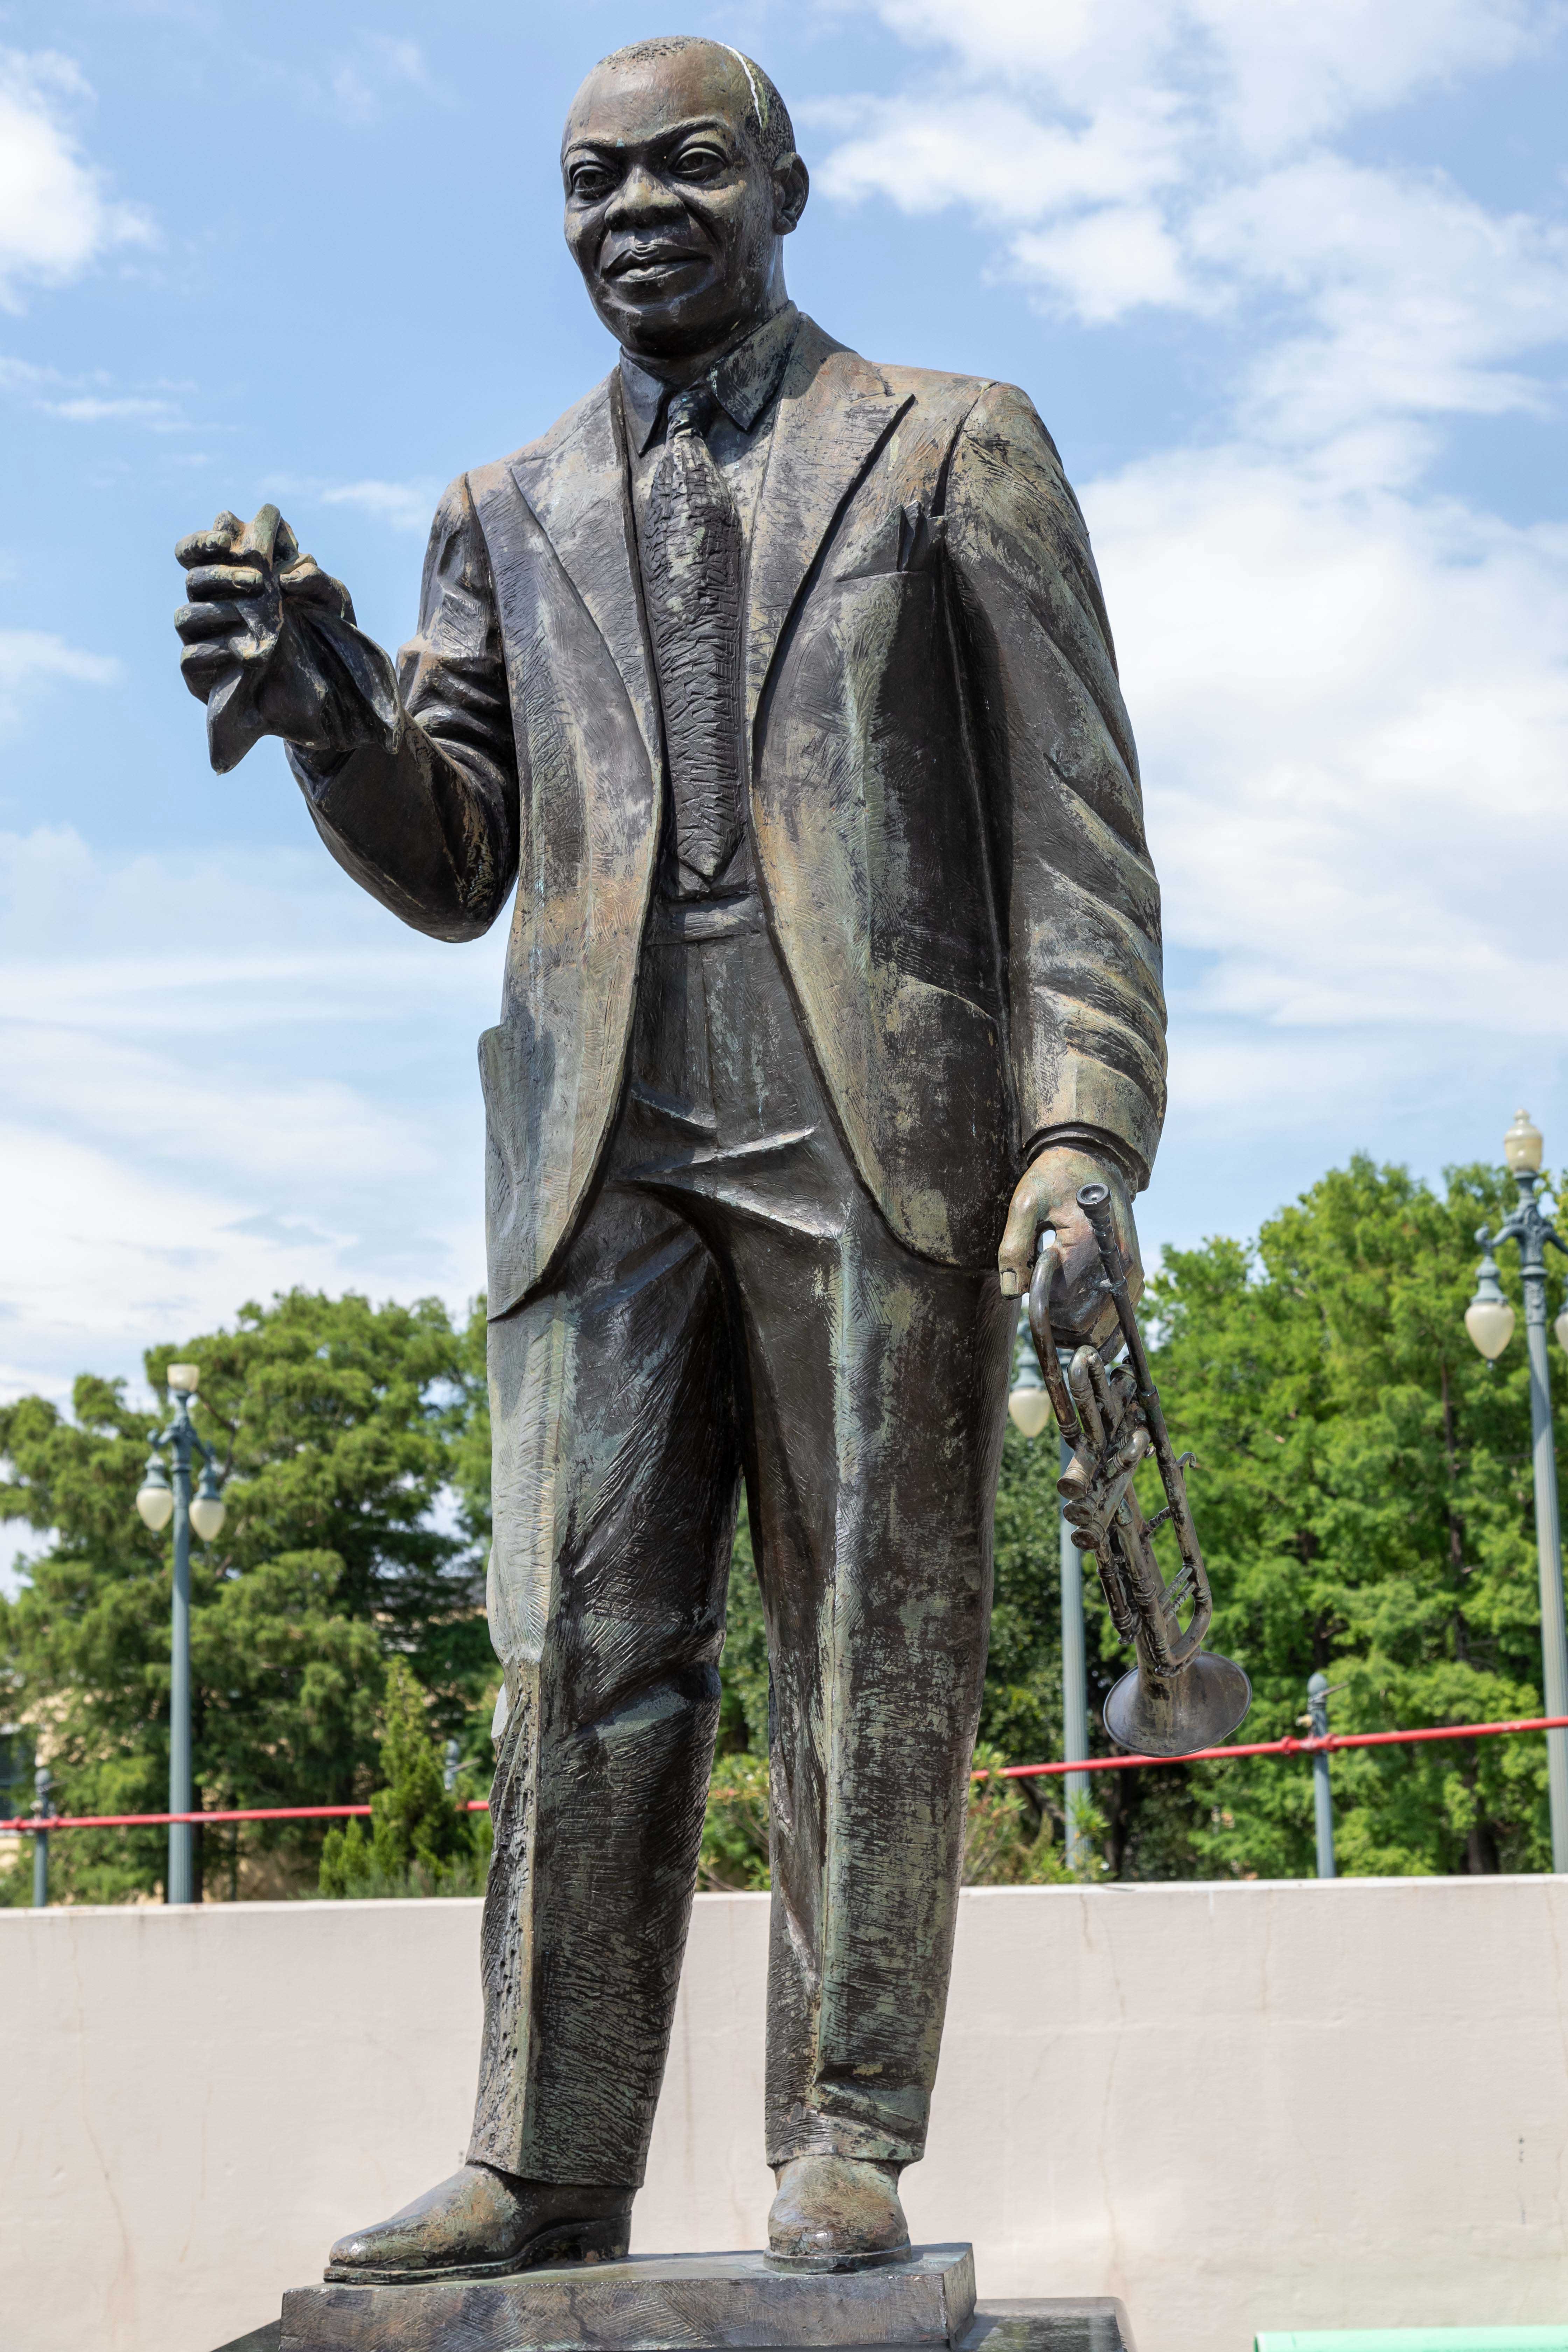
[587,36,796,165]
[561,36,808,365]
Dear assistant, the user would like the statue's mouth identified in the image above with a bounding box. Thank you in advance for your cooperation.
[603,244,707,289]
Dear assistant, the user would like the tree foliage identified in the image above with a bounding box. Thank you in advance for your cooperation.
[1106,1154,1560,1879]
[689,1156,1568,1888]
[6,1154,1563,1902]
[0,1290,497,1902]
[318,1658,491,1898]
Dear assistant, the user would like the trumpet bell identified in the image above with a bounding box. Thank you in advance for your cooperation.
[1104,1651,1252,1759]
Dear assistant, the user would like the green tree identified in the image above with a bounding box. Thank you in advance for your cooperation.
[699,1152,1566,1887]
[0,1289,498,1902]
[319,1657,492,1898]
[1095,1154,1559,1878]
[447,1295,493,1560]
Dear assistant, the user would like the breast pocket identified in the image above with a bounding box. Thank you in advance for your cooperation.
[833,503,947,584]
[825,568,941,689]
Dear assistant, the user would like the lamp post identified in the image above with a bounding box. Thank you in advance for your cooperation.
[1464,1110,1568,1874]
[135,1364,226,1905]
[1008,1335,1090,1866]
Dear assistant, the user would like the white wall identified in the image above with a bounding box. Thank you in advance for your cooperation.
[2,1880,1566,2352]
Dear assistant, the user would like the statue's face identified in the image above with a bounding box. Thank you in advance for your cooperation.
[562,46,805,360]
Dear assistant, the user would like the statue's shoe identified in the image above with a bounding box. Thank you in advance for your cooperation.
[324,2164,633,2284]
[765,2153,913,2272]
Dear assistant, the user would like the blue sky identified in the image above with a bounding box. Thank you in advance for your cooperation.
[4,0,1568,1407]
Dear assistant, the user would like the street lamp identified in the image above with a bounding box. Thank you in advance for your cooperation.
[1464,1111,1568,1873]
[1008,1333,1090,1865]
[135,1363,226,1904]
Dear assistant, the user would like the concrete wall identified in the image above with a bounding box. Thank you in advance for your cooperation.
[3,1880,1566,2352]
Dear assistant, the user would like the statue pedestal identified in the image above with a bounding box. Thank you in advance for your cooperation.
[279,2245,975,2351]
[271,2252,1138,2352]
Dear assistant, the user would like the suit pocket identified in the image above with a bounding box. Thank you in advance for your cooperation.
[477,1023,542,1253]
[821,570,941,706]
[850,965,1012,1267]
[833,503,946,583]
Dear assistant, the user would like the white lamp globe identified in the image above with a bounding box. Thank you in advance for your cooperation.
[1008,1384,1053,1439]
[190,1491,226,1543]
[1504,1111,1544,1175]
[190,1462,225,1544]
[1465,1296,1516,1361]
[136,1469,175,1532]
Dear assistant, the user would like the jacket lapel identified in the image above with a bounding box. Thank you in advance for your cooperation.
[746,320,913,726]
[506,330,910,770]
[509,379,661,783]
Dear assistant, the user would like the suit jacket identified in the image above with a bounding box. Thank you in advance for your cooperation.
[290,315,1167,1320]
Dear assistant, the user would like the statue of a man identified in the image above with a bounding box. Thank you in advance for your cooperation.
[174,35,1165,2285]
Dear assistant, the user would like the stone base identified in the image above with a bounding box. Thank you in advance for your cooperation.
[966,2302,1136,2352]
[232,2288,1135,2352]
[279,2245,978,2352]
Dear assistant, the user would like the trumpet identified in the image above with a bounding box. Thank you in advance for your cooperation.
[1026,1183,1251,1759]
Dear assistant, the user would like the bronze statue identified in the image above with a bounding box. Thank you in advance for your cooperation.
[173,35,1166,2283]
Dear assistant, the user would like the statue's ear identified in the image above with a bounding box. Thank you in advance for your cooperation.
[774,152,809,234]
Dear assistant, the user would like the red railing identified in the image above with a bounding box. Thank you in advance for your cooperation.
[6,1713,1568,1832]
[988,1710,1568,1779]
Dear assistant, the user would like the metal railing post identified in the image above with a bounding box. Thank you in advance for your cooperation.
[32,1765,51,1907]
[1306,1673,1335,1878]
[168,1393,195,1905]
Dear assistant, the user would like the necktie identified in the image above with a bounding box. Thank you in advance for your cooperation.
[641,384,745,891]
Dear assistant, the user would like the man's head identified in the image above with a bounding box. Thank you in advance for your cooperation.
[562,37,808,364]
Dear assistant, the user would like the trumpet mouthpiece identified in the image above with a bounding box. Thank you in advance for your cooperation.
[1076,1182,1118,1261]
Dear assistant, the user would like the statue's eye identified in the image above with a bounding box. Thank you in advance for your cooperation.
[569,161,615,200]
[674,144,726,182]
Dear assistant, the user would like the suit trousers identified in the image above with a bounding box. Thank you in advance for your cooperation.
[467,898,1013,2187]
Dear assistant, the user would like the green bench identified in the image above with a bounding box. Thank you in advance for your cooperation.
[1255,2332,1568,2350]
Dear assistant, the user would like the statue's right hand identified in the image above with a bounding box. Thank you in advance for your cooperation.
[173,505,372,769]
[174,507,293,707]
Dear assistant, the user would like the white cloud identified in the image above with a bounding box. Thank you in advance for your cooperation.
[861,0,1544,155]
[50,393,187,428]
[1172,0,1540,155]
[278,34,451,130]
[261,476,442,535]
[333,34,440,120]
[1011,204,1197,323]
[1088,443,1568,1038]
[1192,156,1568,442]
[317,478,443,533]
[0,826,500,1399]
[0,356,192,431]
[815,0,1568,387]
[0,630,122,725]
[0,50,153,309]
[811,91,1186,223]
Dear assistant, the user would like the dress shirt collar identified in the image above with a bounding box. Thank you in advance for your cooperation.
[618,302,800,455]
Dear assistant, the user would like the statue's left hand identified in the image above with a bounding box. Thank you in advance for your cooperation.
[997,1145,1142,1350]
